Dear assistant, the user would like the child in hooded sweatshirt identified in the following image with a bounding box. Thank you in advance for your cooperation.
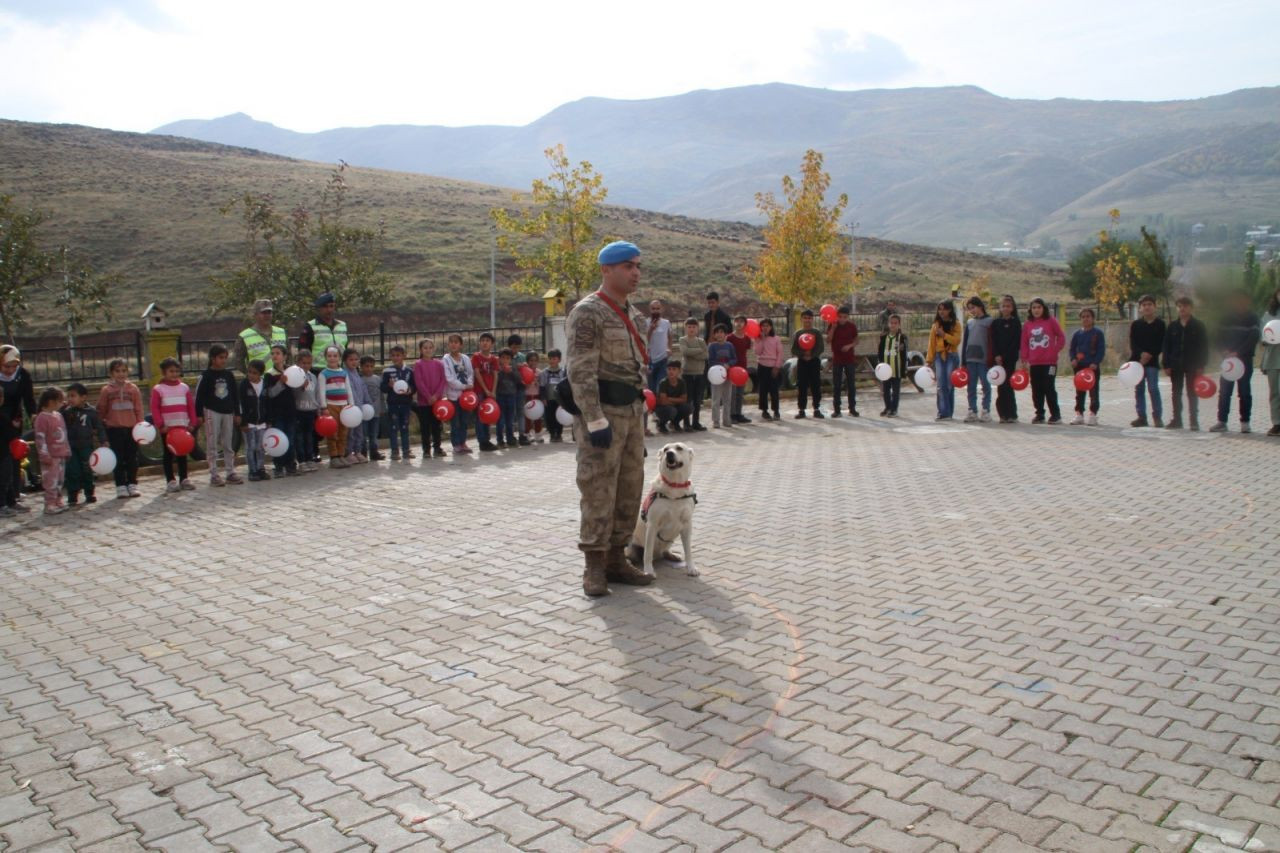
[1019,298,1067,424]
[34,387,71,514]
[61,382,107,505]
[1069,308,1106,425]
[961,297,995,422]
[239,359,271,480]
[96,358,144,497]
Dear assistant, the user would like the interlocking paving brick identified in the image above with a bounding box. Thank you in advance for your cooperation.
[3,373,1279,851]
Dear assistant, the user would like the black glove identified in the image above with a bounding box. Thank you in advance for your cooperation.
[589,425,613,449]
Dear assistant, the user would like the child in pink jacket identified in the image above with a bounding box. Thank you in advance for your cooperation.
[1019,298,1067,424]
[34,387,71,514]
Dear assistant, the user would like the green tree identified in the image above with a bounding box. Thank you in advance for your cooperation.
[749,149,861,313]
[0,193,118,345]
[211,164,394,326]
[1064,211,1172,317]
[491,144,609,301]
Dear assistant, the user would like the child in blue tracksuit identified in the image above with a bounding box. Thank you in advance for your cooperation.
[1069,308,1106,425]
[380,345,416,459]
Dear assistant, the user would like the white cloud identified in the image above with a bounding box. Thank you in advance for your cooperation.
[1,0,1277,133]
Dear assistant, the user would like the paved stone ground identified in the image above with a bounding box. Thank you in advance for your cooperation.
[2,373,1278,852]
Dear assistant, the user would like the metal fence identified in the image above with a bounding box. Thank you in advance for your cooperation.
[178,321,548,370]
[16,333,145,384]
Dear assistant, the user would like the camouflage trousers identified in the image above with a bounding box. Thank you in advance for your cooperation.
[576,402,645,552]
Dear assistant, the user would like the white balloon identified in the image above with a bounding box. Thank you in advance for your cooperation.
[284,364,307,388]
[707,365,728,386]
[986,365,1007,385]
[915,366,936,390]
[89,447,117,475]
[874,362,893,382]
[339,405,364,428]
[1220,357,1245,382]
[1117,361,1144,386]
[361,403,376,421]
[131,421,157,444]
[263,428,290,457]
[392,379,409,395]
[555,406,576,427]
[1264,318,1280,345]
[524,399,545,420]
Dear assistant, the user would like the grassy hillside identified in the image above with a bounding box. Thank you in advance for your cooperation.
[1,119,1066,335]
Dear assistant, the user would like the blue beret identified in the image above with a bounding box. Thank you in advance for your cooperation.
[597,241,640,266]
[314,292,335,308]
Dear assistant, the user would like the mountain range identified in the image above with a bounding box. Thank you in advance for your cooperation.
[154,83,1280,249]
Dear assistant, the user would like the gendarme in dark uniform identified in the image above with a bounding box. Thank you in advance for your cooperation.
[567,241,655,596]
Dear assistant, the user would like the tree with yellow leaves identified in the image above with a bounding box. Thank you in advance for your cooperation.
[1092,209,1142,316]
[490,144,609,301]
[750,150,859,314]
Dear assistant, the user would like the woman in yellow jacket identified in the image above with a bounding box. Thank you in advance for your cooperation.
[926,301,963,419]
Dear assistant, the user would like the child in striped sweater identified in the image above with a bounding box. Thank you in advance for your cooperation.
[150,358,200,492]
[316,345,354,468]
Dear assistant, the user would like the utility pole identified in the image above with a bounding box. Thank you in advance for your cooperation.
[62,247,77,364]
[848,222,860,314]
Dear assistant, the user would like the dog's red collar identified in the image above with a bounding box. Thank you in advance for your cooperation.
[661,475,691,489]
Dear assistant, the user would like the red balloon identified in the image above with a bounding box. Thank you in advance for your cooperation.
[798,332,816,351]
[315,414,339,437]
[729,366,749,387]
[1073,368,1096,391]
[458,390,479,411]
[1193,375,1217,399]
[519,365,535,384]
[1010,369,1030,391]
[9,438,28,460]
[819,304,838,324]
[744,318,761,339]
[165,427,195,456]
[643,388,656,412]
[477,398,500,425]
[432,400,455,421]
[950,367,970,388]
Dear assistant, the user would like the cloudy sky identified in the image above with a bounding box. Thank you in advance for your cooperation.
[1,0,1275,133]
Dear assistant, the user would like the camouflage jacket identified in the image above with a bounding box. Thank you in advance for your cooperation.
[567,290,648,426]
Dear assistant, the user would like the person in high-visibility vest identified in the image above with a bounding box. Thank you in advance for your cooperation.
[233,299,289,374]
[298,292,348,364]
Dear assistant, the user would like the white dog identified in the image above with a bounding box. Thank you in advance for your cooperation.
[627,442,698,577]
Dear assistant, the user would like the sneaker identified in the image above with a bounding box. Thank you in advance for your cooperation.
[1268,425,1280,436]
[0,507,15,518]
[1153,416,1164,428]
[761,412,773,420]
[1085,413,1098,426]
[180,479,196,491]
[479,442,497,452]
[285,468,301,477]
[979,412,992,423]
[813,411,825,419]
[1165,419,1182,430]
[1209,422,1228,433]
[1129,417,1148,428]
[86,495,97,504]
[458,444,472,453]
[735,415,752,424]
[127,484,140,497]
[433,447,446,457]
[657,423,669,434]
[831,411,842,419]
[1047,416,1062,425]
[116,485,129,499]
[330,457,349,468]
[209,474,225,487]
[964,411,979,423]
[1070,413,1085,425]
[369,451,385,460]
[496,439,508,449]
[1031,416,1045,424]
[405,450,416,459]
[694,424,708,431]
[225,472,245,484]
[850,410,859,418]
[166,480,180,493]
[794,412,806,419]
[1241,423,1251,434]
[44,505,68,515]
[880,409,887,416]
[518,435,531,446]
[672,423,684,432]
[390,453,401,461]
[356,454,369,463]
[68,495,78,506]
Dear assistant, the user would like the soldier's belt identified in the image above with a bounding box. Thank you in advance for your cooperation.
[598,380,642,406]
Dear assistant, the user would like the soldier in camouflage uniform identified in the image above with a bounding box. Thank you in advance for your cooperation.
[568,241,656,596]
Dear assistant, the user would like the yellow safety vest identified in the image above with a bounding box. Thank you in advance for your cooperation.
[307,319,348,355]
[239,325,288,364]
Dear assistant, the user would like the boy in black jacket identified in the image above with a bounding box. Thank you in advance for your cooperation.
[194,343,242,485]
[1129,294,1166,427]
[239,359,270,480]
[61,383,107,505]
[1162,296,1209,430]
[1210,290,1261,434]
